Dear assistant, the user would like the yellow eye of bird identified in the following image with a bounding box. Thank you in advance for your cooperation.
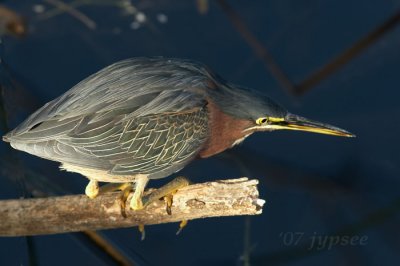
[256,117,268,125]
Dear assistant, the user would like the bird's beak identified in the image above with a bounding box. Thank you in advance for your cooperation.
[257,114,355,137]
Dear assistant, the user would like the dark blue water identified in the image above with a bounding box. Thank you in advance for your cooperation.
[0,1,399,265]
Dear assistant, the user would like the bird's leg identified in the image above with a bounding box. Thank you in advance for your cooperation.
[85,179,99,199]
[84,175,150,211]
[130,175,149,210]
[142,176,190,214]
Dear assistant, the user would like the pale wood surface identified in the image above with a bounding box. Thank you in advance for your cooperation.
[0,177,264,236]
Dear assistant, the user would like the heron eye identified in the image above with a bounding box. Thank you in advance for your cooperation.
[256,117,269,125]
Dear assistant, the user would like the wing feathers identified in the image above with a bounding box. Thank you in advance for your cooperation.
[6,58,212,178]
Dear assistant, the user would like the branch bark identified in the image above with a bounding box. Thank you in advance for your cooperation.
[0,177,264,236]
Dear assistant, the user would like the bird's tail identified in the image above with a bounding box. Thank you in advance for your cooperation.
[3,134,11,142]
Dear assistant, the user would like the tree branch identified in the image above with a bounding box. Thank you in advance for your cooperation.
[0,178,264,236]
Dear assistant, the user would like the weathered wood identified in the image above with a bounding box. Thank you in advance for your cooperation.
[0,178,264,236]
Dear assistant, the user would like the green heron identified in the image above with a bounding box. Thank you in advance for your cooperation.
[3,57,354,211]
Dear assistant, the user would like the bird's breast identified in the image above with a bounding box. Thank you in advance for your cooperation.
[198,100,253,158]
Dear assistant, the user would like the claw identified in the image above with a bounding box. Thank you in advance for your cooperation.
[176,220,188,235]
[119,184,133,217]
[164,194,173,215]
[138,224,145,241]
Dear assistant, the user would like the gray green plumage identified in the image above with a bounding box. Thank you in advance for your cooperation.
[4,57,286,180]
[3,57,354,213]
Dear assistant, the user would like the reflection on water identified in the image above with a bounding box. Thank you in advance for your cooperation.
[0,1,399,265]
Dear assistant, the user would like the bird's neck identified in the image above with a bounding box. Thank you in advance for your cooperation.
[199,100,253,158]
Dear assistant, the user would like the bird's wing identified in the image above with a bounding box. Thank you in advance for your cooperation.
[71,106,209,178]
[6,58,211,178]
[5,58,211,140]
[9,106,209,178]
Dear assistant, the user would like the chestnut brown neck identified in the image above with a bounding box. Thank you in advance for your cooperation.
[199,100,254,158]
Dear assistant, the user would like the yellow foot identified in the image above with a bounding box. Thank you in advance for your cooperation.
[85,179,99,199]
[85,180,136,216]
[119,183,133,217]
[142,176,190,215]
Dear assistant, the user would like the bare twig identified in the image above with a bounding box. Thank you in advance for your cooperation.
[216,0,295,95]
[0,178,264,236]
[43,0,97,29]
[82,231,134,266]
[296,10,400,95]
